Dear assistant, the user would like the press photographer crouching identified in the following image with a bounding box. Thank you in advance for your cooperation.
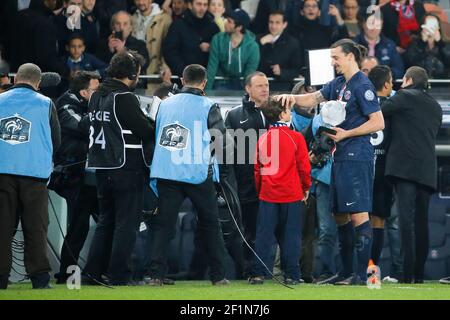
[50,71,101,284]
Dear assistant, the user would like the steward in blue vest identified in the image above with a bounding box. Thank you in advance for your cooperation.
[147,64,231,286]
[0,63,61,290]
[82,51,154,286]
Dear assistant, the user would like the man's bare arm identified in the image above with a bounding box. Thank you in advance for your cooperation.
[275,91,326,110]
[327,111,385,142]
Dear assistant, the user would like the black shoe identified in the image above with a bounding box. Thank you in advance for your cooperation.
[147,278,164,286]
[284,278,302,285]
[302,276,314,284]
[439,276,450,284]
[81,274,106,286]
[0,275,8,290]
[248,276,264,285]
[335,274,365,286]
[30,273,51,289]
[163,278,175,285]
[315,273,341,285]
[144,277,174,285]
[212,278,230,286]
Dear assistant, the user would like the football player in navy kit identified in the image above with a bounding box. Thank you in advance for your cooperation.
[277,39,385,285]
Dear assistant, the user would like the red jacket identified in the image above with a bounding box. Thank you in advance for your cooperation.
[254,125,311,203]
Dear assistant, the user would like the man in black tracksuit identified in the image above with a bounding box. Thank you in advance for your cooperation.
[225,71,269,276]
[83,51,154,285]
[52,71,100,284]
[382,66,442,283]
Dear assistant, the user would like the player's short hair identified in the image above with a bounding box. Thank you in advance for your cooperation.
[368,65,392,92]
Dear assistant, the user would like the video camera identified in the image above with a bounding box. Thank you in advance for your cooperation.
[308,100,345,168]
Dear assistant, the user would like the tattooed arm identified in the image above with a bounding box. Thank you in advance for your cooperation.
[275,91,326,111]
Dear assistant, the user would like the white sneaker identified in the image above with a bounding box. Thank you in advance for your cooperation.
[382,276,399,283]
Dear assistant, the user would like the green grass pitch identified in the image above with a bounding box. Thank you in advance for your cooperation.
[1,281,450,300]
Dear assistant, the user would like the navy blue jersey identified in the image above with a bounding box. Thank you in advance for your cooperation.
[320,71,380,161]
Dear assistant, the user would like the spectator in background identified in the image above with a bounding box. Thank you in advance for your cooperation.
[162,0,188,21]
[97,11,149,72]
[342,0,362,38]
[355,12,404,79]
[81,0,100,53]
[163,0,220,76]
[405,13,450,79]
[250,0,289,35]
[131,0,173,92]
[65,34,107,78]
[94,0,129,39]
[209,0,231,32]
[381,0,425,53]
[258,11,302,92]
[361,56,379,76]
[54,0,100,56]
[10,0,67,75]
[288,0,348,64]
[206,9,259,91]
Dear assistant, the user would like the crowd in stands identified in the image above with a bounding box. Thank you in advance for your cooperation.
[0,0,449,95]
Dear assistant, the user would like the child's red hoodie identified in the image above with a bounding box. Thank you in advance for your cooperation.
[254,123,311,203]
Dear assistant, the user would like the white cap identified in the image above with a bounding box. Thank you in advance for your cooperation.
[320,100,346,126]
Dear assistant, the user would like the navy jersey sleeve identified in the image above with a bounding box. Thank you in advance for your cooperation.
[320,77,343,101]
[354,84,380,116]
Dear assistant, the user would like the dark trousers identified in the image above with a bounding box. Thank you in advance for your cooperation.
[253,200,304,280]
[241,201,259,276]
[0,175,51,282]
[394,178,431,282]
[83,169,144,284]
[149,176,227,282]
[300,195,316,281]
[56,184,98,280]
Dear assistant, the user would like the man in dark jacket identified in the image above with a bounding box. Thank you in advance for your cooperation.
[287,0,348,68]
[82,51,154,285]
[382,66,442,284]
[10,0,67,75]
[162,0,220,76]
[225,71,269,276]
[52,71,100,284]
[258,11,302,92]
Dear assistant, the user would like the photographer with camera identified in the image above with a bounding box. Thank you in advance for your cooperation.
[51,70,100,284]
[276,39,384,285]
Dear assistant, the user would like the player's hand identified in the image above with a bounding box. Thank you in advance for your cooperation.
[325,127,349,142]
[274,94,296,109]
